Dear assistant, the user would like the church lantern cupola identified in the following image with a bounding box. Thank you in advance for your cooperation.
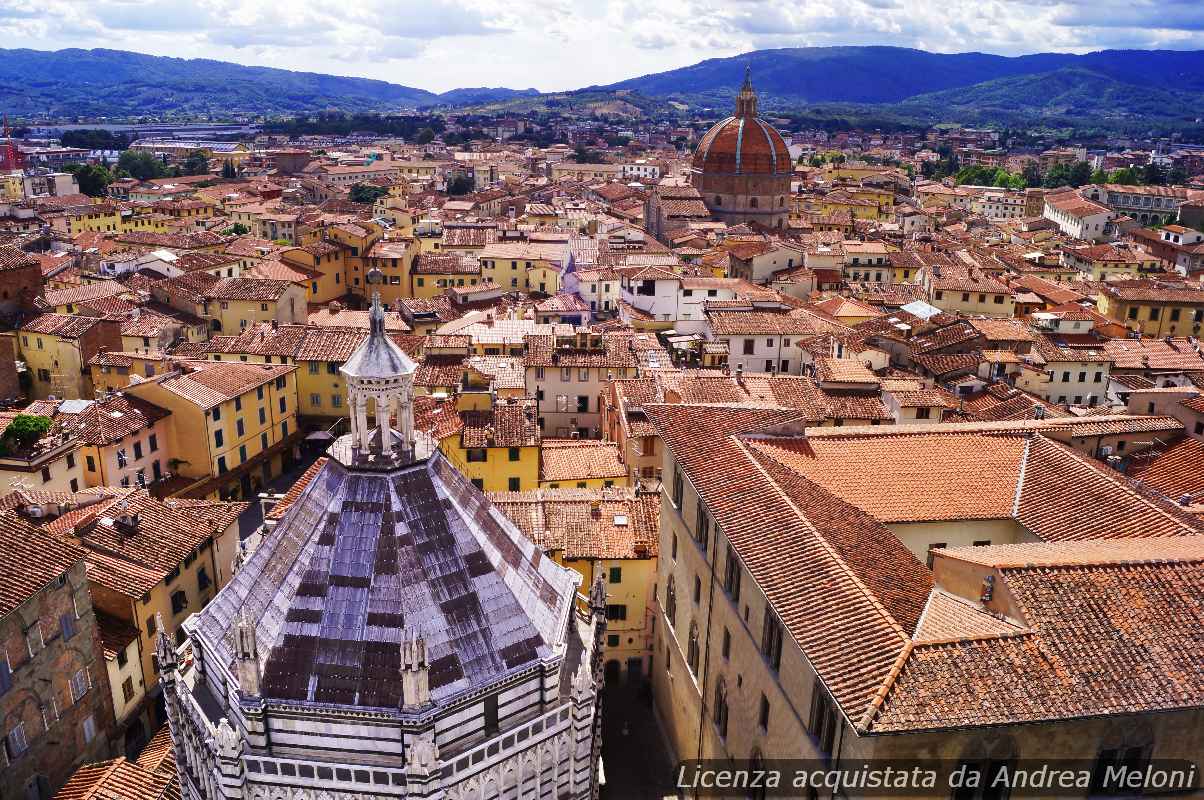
[339,267,419,462]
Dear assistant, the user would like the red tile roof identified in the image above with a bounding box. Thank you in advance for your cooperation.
[0,512,86,616]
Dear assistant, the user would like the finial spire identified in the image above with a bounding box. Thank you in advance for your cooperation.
[735,64,758,117]
[367,267,386,337]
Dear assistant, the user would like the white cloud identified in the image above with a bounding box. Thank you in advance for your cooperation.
[9,0,1204,92]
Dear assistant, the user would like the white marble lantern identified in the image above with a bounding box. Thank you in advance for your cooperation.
[340,268,418,458]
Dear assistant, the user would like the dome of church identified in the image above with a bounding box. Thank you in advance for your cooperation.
[692,68,791,178]
[689,67,793,229]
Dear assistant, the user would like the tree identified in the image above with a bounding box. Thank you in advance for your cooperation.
[1141,162,1167,186]
[1043,163,1073,189]
[1068,161,1093,188]
[447,177,474,196]
[415,127,436,145]
[1168,166,1189,187]
[60,129,130,150]
[572,144,599,164]
[117,150,170,181]
[181,150,210,176]
[348,183,390,204]
[1089,168,1108,185]
[1021,162,1043,188]
[1109,167,1141,185]
[223,223,250,236]
[64,162,113,197]
[0,415,52,454]
[808,156,823,167]
[221,159,238,179]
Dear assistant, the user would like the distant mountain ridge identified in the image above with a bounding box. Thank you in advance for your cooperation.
[2,45,1204,131]
[0,48,535,116]
[599,46,1204,104]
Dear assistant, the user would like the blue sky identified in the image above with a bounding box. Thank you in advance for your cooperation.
[2,0,1203,92]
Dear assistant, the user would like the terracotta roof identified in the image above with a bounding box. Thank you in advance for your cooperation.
[0,244,37,271]
[913,588,1025,642]
[646,404,930,721]
[208,322,307,357]
[58,491,246,583]
[73,394,171,446]
[707,311,817,337]
[44,281,131,308]
[1128,436,1204,504]
[745,432,1025,523]
[265,457,327,522]
[750,425,1203,540]
[155,361,294,409]
[412,252,480,275]
[523,333,637,369]
[0,512,86,616]
[867,539,1204,733]
[540,440,626,482]
[462,398,539,448]
[20,313,106,338]
[307,307,410,332]
[693,114,791,176]
[490,486,659,559]
[1103,338,1204,372]
[204,276,294,301]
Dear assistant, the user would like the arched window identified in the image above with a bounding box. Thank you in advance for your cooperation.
[686,621,700,674]
[1091,721,1153,793]
[952,734,1018,800]
[712,676,729,738]
[749,197,759,209]
[778,196,785,207]
[664,576,676,628]
[714,195,723,206]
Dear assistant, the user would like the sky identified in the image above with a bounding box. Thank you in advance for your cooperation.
[3,0,1204,93]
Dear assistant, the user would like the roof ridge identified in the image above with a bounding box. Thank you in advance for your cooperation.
[1035,434,1200,533]
[732,434,911,642]
[1012,434,1032,518]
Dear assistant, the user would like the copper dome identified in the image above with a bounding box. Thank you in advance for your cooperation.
[692,68,791,177]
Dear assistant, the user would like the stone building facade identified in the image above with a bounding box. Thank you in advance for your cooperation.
[1,516,114,800]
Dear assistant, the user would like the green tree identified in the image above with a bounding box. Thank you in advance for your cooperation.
[1089,168,1108,185]
[1068,161,1093,187]
[181,150,210,176]
[415,127,436,145]
[223,222,250,235]
[0,414,52,453]
[1021,162,1043,188]
[1109,167,1141,185]
[572,144,598,164]
[61,129,130,150]
[117,150,170,181]
[64,162,114,197]
[221,159,238,179]
[1043,163,1073,188]
[349,183,390,204]
[447,177,474,196]
[1141,162,1167,186]
[1168,166,1189,186]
